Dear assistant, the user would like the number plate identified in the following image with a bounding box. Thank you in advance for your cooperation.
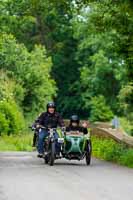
[58,138,64,143]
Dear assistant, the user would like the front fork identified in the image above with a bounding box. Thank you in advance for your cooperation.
[46,136,54,150]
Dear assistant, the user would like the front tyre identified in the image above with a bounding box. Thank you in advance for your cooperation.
[49,142,55,166]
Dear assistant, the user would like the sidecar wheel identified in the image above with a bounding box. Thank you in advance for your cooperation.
[86,152,91,165]
[85,141,92,165]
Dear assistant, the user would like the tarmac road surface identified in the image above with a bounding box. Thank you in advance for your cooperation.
[0,152,133,200]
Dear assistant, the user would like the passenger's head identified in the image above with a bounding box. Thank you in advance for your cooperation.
[47,102,56,114]
[70,115,80,127]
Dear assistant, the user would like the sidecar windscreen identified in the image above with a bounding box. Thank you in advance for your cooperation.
[65,131,84,136]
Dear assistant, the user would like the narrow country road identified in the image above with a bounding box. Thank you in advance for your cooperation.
[0,152,133,200]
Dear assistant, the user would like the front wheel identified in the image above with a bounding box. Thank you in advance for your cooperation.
[49,142,55,166]
[85,140,92,165]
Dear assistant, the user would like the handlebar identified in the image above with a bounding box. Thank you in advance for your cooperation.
[29,125,36,131]
[29,124,66,135]
[34,125,66,130]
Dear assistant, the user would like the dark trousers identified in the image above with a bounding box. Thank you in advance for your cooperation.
[37,129,61,154]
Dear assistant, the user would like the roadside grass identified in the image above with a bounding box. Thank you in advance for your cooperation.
[92,136,133,168]
[0,134,33,151]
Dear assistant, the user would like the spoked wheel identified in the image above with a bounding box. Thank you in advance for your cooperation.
[49,142,55,166]
[85,140,92,165]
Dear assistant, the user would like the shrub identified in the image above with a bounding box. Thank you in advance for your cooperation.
[0,70,25,108]
[90,95,113,122]
[119,149,133,168]
[0,100,25,135]
[0,113,9,135]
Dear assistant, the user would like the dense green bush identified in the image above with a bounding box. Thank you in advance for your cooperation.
[118,149,133,168]
[120,117,133,136]
[0,70,25,105]
[92,136,133,168]
[0,100,25,135]
[90,95,113,122]
[0,113,9,135]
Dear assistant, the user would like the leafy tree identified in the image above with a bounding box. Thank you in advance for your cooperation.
[0,0,83,116]
[118,82,133,121]
[90,95,113,122]
[0,0,132,122]
[72,0,132,117]
[0,33,57,114]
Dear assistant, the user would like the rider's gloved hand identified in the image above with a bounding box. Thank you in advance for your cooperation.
[36,124,40,128]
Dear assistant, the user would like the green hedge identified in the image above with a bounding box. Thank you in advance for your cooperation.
[92,136,133,168]
[0,101,25,135]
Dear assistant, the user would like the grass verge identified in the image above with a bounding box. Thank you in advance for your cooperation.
[0,134,33,151]
[92,136,133,168]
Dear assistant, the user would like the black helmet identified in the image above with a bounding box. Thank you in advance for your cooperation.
[47,102,56,110]
[70,115,80,124]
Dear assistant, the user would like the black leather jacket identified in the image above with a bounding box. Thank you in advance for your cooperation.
[35,112,64,128]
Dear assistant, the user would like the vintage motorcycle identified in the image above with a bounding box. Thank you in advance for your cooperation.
[43,127,92,166]
[31,126,92,166]
[43,127,64,166]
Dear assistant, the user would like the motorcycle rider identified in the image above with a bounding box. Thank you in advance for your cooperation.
[66,115,88,134]
[35,102,64,158]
